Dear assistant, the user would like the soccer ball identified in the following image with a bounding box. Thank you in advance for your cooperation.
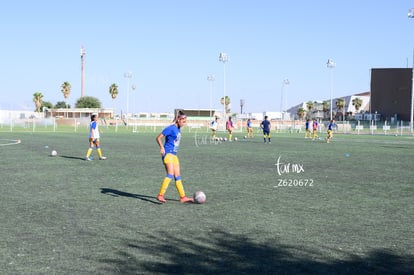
[224,137,227,141]
[234,137,238,141]
[51,150,57,157]
[193,191,206,204]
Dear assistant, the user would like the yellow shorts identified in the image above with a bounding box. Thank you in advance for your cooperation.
[163,153,180,165]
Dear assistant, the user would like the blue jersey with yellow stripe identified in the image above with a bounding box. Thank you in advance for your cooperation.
[162,124,181,155]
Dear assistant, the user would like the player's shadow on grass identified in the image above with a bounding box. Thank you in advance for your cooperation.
[100,188,162,204]
[59,155,87,161]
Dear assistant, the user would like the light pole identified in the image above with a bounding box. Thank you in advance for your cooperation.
[131,84,136,117]
[407,8,414,133]
[80,46,86,98]
[327,59,336,121]
[207,74,215,117]
[131,84,137,132]
[281,79,290,119]
[124,71,132,118]
[219,52,229,119]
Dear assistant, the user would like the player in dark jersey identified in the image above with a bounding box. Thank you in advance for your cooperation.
[326,119,335,143]
[260,116,271,144]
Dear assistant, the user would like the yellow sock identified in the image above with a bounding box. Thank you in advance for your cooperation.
[229,134,232,140]
[175,180,185,197]
[159,177,172,196]
[86,148,93,158]
[97,148,103,158]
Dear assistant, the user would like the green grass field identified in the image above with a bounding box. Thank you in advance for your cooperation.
[0,127,413,274]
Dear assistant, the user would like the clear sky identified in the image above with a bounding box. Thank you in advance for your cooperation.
[1,0,413,114]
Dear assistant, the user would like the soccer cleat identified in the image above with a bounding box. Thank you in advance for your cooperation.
[157,194,166,203]
[99,156,107,160]
[85,157,93,161]
[180,196,194,203]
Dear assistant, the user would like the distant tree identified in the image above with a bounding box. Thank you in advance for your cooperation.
[297,107,306,120]
[33,92,44,112]
[109,83,119,118]
[352,97,363,113]
[322,101,330,120]
[306,101,314,118]
[109,83,119,100]
[336,98,346,120]
[55,101,70,108]
[61,82,71,105]
[75,96,101,108]
[41,101,53,110]
[220,96,231,114]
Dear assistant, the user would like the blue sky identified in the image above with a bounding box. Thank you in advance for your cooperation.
[1,0,413,114]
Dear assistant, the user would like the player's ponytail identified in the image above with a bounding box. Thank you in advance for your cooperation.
[174,110,186,122]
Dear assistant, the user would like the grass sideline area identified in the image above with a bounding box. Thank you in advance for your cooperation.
[0,129,413,274]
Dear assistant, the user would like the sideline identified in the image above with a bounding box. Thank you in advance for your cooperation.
[0,139,21,146]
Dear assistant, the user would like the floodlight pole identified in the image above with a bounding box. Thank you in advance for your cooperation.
[219,52,229,119]
[327,59,336,121]
[124,71,132,119]
[80,46,86,98]
[131,84,136,117]
[408,8,414,133]
[207,74,215,117]
[282,79,290,119]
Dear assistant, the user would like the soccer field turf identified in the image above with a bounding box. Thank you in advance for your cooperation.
[0,129,413,274]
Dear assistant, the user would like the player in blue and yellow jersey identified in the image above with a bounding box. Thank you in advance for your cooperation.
[156,110,193,203]
[326,119,335,143]
[85,114,107,161]
[226,116,234,141]
[246,118,253,138]
[260,116,271,144]
[305,119,311,138]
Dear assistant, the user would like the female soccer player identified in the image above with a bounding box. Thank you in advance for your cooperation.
[156,110,193,203]
[210,116,219,140]
[312,118,319,140]
[305,119,311,139]
[246,118,253,138]
[260,116,271,144]
[85,113,107,161]
[226,116,234,141]
[326,119,335,143]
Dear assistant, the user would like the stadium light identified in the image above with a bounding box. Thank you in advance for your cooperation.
[207,74,215,117]
[408,8,414,133]
[219,52,229,119]
[327,59,336,121]
[124,71,132,119]
[282,79,290,119]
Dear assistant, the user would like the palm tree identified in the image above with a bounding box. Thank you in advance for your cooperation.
[352,97,363,114]
[33,92,43,113]
[220,96,231,114]
[322,101,330,120]
[61,81,71,117]
[306,101,314,119]
[109,83,119,118]
[336,98,346,120]
[297,107,306,120]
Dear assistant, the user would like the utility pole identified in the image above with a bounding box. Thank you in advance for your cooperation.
[80,45,86,98]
